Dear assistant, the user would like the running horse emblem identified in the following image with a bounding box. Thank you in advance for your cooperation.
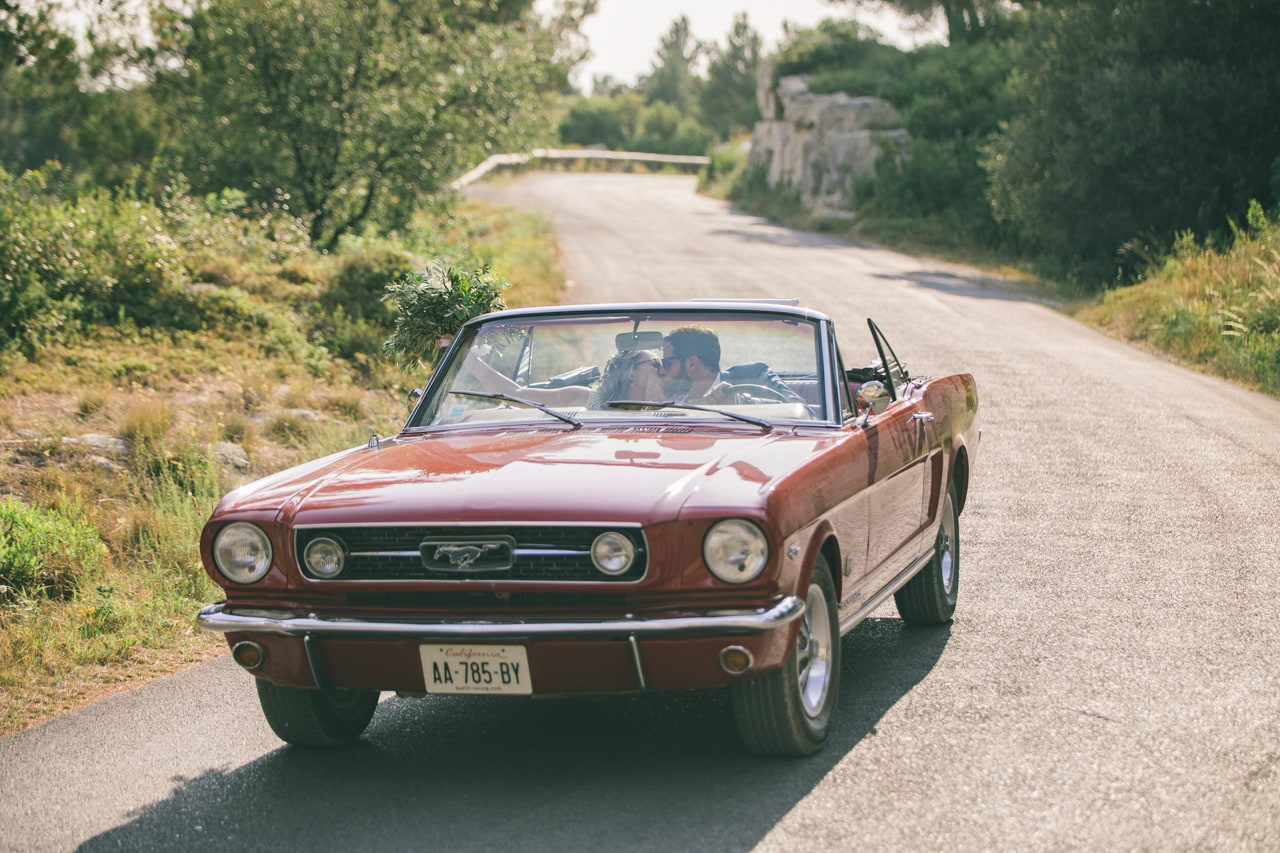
[434,542,503,570]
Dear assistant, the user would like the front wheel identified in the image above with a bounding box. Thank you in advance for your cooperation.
[731,555,841,756]
[894,480,960,625]
[255,679,378,746]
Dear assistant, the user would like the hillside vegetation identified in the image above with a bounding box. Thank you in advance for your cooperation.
[0,168,562,734]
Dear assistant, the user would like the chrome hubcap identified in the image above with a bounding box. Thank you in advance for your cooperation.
[797,581,833,718]
[939,494,956,594]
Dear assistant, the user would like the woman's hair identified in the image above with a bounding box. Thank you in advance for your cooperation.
[595,349,661,403]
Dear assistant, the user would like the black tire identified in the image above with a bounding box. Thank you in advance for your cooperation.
[895,480,960,625]
[255,679,378,746]
[731,555,841,757]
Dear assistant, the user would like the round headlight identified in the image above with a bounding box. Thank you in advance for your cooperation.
[212,522,273,584]
[591,531,636,576]
[303,537,346,579]
[703,519,769,584]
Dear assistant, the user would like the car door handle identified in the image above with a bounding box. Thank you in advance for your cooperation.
[912,411,934,422]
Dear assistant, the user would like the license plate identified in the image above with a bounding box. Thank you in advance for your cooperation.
[419,644,532,695]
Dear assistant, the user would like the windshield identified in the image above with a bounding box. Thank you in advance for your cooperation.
[409,310,828,429]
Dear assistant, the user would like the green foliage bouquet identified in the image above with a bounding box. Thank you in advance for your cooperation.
[383,263,509,370]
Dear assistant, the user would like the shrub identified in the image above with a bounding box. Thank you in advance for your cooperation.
[0,166,322,357]
[0,166,85,356]
[631,102,715,156]
[727,166,805,224]
[559,96,634,150]
[326,248,415,321]
[0,498,105,602]
[303,247,416,367]
[698,144,748,196]
[383,263,509,369]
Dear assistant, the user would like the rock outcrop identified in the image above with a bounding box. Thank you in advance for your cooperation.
[749,64,909,215]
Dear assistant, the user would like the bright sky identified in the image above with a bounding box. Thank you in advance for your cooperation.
[551,0,942,91]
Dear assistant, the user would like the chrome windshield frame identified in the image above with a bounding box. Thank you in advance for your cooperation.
[401,304,840,435]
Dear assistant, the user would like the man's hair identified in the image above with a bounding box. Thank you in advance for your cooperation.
[665,326,720,372]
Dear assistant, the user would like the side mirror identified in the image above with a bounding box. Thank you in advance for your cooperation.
[857,380,887,404]
[856,380,889,417]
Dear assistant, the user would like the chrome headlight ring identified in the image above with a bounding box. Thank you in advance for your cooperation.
[591,531,636,576]
[212,522,273,585]
[303,536,347,579]
[702,519,769,584]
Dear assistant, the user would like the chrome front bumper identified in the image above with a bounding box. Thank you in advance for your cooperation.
[197,596,805,639]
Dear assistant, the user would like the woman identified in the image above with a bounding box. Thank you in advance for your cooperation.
[585,349,664,408]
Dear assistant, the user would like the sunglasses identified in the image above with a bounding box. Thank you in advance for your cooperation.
[661,355,685,370]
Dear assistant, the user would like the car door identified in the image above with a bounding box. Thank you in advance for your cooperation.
[828,329,871,597]
[862,320,933,580]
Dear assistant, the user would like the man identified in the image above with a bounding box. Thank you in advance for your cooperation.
[661,326,734,405]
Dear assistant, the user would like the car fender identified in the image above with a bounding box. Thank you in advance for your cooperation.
[796,519,840,603]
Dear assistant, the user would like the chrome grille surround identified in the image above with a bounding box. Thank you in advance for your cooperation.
[294,523,648,583]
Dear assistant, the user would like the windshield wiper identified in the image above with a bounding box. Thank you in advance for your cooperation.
[450,390,582,428]
[605,399,773,431]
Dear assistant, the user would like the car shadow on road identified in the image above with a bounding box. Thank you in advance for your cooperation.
[703,207,874,251]
[79,619,950,852]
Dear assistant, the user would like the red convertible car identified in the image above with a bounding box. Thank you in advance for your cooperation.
[198,301,979,756]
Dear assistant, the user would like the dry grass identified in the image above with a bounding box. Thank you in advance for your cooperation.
[1077,220,1280,396]
[442,198,565,309]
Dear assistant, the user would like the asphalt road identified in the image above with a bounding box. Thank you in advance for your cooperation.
[3,173,1278,850]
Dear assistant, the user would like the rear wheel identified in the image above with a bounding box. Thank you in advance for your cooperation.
[731,555,841,756]
[895,480,960,625]
[255,679,378,746]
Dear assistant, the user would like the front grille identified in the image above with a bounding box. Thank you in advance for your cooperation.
[295,525,647,583]
[345,591,630,611]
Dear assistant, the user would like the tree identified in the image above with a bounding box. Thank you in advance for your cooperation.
[153,0,570,249]
[639,15,702,113]
[827,0,1021,44]
[698,13,762,138]
[559,94,643,149]
[0,1,82,173]
[984,0,1280,283]
[631,102,714,156]
[590,74,632,97]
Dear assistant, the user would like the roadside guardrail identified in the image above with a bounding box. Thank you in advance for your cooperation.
[449,148,710,190]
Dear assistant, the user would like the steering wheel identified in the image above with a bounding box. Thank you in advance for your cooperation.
[727,384,792,404]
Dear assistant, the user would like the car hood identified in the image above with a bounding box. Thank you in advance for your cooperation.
[215,426,846,527]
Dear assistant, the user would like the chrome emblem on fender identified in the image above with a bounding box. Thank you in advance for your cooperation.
[419,536,516,572]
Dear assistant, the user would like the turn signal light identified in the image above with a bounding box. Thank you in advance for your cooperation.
[232,641,267,671]
[718,645,753,675]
